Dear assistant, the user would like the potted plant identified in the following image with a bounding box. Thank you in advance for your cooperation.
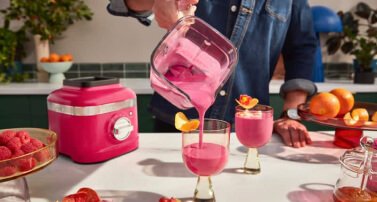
[1,0,93,82]
[326,2,377,84]
[0,18,28,83]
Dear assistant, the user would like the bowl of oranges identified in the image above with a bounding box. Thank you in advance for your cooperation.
[40,53,73,84]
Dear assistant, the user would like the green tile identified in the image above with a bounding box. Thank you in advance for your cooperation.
[102,72,124,78]
[80,72,102,77]
[125,63,147,71]
[0,118,32,129]
[65,72,79,79]
[79,63,101,71]
[102,63,124,71]
[30,95,48,116]
[125,72,148,78]
[69,63,79,71]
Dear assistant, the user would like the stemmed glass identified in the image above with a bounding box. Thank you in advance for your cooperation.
[235,104,273,174]
[182,119,230,202]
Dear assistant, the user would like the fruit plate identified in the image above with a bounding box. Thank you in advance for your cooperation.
[0,128,58,182]
[298,101,377,131]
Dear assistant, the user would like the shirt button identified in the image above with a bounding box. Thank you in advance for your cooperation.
[219,90,226,96]
[231,5,237,12]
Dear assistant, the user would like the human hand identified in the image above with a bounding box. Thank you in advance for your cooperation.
[273,117,312,148]
[152,0,198,29]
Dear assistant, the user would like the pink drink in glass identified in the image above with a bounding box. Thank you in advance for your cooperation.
[235,110,273,148]
[235,105,273,174]
[183,142,229,176]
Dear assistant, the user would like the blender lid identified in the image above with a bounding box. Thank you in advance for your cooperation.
[63,77,119,88]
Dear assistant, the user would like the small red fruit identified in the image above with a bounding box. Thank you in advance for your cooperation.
[0,146,12,160]
[21,143,38,154]
[16,130,31,144]
[62,192,88,202]
[0,130,16,145]
[0,165,17,177]
[159,197,169,202]
[34,149,51,163]
[17,157,36,172]
[77,187,101,202]
[6,137,22,153]
[30,138,44,149]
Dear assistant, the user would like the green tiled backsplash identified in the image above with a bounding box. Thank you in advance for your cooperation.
[22,62,150,81]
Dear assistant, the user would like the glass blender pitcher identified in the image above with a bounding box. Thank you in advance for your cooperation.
[333,136,377,201]
[150,16,238,110]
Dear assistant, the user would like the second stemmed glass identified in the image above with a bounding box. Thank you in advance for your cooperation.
[182,119,230,202]
[235,104,273,174]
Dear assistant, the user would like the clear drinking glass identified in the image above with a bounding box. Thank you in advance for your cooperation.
[182,119,230,202]
[235,105,273,174]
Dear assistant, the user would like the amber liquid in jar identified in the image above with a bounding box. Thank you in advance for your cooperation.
[333,187,377,202]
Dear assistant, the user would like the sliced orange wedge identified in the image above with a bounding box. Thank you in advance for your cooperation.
[175,112,200,132]
[235,96,259,109]
[372,111,377,122]
[343,112,363,126]
[351,108,369,121]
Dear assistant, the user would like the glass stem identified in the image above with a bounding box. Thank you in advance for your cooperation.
[244,148,261,174]
[194,176,215,202]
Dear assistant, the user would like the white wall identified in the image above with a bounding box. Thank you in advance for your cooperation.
[1,0,377,64]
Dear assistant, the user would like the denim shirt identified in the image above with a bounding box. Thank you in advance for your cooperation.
[107,0,318,125]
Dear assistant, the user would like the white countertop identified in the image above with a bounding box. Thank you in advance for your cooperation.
[26,130,377,202]
[0,79,376,95]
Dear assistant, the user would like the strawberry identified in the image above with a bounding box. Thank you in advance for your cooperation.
[0,130,16,145]
[17,157,36,172]
[6,137,22,153]
[159,197,170,202]
[170,197,181,202]
[62,192,88,202]
[0,165,17,177]
[15,130,31,144]
[0,146,12,160]
[77,187,101,202]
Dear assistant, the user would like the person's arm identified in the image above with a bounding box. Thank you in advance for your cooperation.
[273,0,317,148]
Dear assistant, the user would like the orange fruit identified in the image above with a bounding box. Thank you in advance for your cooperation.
[351,108,369,121]
[330,88,354,116]
[60,54,73,62]
[48,53,60,62]
[309,92,340,118]
[372,111,377,122]
[175,112,200,132]
[40,57,49,62]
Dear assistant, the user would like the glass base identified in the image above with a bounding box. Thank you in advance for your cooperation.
[194,176,215,202]
[244,167,261,175]
[0,177,30,202]
[333,128,363,148]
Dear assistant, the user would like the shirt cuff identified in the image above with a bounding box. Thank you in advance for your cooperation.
[106,0,154,26]
[279,79,317,99]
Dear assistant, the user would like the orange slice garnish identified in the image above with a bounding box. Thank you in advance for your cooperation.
[371,111,377,122]
[175,112,200,132]
[351,108,369,121]
[343,112,363,126]
[235,95,259,109]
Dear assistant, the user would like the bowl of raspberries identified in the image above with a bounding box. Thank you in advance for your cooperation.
[0,128,58,182]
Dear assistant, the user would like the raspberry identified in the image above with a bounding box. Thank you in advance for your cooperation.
[30,138,44,149]
[21,143,38,154]
[15,130,31,144]
[0,165,17,177]
[0,146,12,160]
[6,137,22,153]
[0,130,16,146]
[17,157,36,172]
[12,149,25,158]
[34,149,51,163]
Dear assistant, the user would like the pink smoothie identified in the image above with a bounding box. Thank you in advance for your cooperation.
[235,111,273,148]
[183,142,229,176]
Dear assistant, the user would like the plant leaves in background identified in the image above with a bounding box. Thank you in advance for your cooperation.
[326,35,342,55]
[341,42,354,54]
[355,2,372,19]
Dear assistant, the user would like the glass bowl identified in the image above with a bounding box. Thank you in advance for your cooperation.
[0,128,58,182]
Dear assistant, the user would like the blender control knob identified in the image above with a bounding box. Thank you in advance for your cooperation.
[113,117,134,141]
